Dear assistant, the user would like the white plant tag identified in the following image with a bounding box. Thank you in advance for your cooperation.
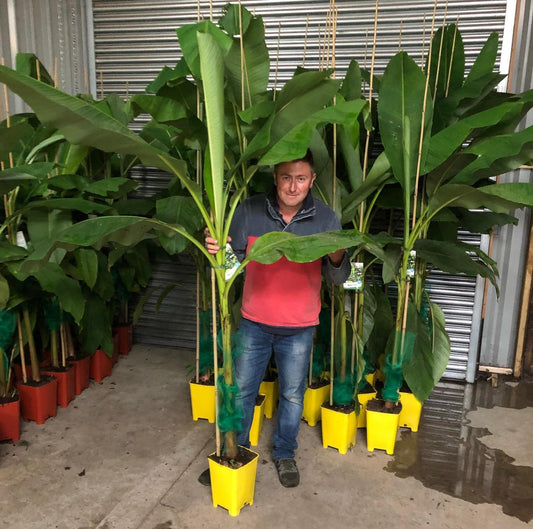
[406,250,416,278]
[344,261,364,290]
[16,231,28,249]
[224,243,241,281]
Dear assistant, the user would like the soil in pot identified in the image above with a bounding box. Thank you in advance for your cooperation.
[322,401,355,414]
[208,446,257,470]
[366,399,402,414]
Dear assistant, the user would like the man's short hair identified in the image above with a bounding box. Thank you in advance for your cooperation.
[274,148,315,173]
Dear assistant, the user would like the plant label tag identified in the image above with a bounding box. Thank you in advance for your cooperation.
[407,250,416,278]
[16,231,27,249]
[344,261,364,290]
[224,243,241,281]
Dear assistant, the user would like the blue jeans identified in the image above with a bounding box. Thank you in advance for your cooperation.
[235,318,315,460]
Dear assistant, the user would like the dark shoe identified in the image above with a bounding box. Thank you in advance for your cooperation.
[198,468,211,486]
[274,458,300,488]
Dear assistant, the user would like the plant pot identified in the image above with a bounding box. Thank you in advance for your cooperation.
[357,389,377,428]
[208,446,259,516]
[259,378,278,419]
[69,356,91,395]
[13,363,32,383]
[115,323,132,355]
[0,396,20,442]
[41,366,76,408]
[112,333,120,365]
[365,372,376,387]
[189,380,215,423]
[249,394,266,446]
[366,399,401,455]
[90,349,113,382]
[17,376,58,424]
[399,390,423,432]
[302,382,330,426]
[321,403,357,454]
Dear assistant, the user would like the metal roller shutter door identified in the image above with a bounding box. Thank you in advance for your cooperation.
[91,0,509,380]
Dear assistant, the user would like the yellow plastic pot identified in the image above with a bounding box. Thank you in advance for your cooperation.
[321,404,357,454]
[302,383,330,426]
[399,391,423,432]
[366,403,400,455]
[364,372,376,387]
[259,379,278,419]
[249,394,266,446]
[356,390,377,428]
[209,447,259,517]
[189,381,215,423]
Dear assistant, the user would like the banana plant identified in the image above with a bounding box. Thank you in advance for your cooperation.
[376,26,533,405]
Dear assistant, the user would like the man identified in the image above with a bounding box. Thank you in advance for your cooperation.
[203,149,350,487]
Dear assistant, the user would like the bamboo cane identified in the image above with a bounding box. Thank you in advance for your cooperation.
[195,274,200,383]
[329,285,335,406]
[432,0,448,107]
[17,315,27,384]
[194,0,203,386]
[273,23,281,99]
[302,15,309,68]
[238,0,246,112]
[359,0,379,232]
[54,57,58,88]
[211,266,220,457]
[421,14,427,70]
[398,21,403,52]
[445,19,459,97]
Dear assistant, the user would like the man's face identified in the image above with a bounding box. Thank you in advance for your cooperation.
[273,160,316,212]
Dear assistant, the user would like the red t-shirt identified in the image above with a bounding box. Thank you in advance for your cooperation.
[241,236,323,327]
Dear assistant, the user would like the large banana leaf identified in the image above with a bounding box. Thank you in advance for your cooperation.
[414,238,498,288]
[177,20,232,80]
[424,93,533,175]
[378,51,433,224]
[449,126,533,185]
[0,65,179,175]
[259,99,367,166]
[223,9,269,108]
[426,24,465,102]
[403,301,450,402]
[197,30,226,235]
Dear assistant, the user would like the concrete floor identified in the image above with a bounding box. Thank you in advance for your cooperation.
[1,345,532,529]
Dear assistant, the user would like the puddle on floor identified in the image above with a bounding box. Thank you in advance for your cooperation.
[386,377,533,523]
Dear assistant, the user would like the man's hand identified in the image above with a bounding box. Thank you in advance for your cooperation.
[204,228,231,255]
[328,248,345,267]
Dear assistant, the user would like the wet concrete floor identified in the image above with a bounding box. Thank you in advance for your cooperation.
[388,378,533,523]
[1,346,532,528]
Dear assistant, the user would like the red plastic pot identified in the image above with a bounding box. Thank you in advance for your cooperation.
[112,334,120,365]
[41,366,76,408]
[17,376,58,424]
[115,324,132,355]
[90,349,113,382]
[0,396,20,442]
[69,356,91,395]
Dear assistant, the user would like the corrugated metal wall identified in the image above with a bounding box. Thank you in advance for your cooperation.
[91,0,511,379]
[479,0,532,373]
[0,0,93,117]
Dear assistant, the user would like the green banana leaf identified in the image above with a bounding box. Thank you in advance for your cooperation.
[450,126,533,185]
[414,238,498,288]
[378,51,433,227]
[223,10,269,108]
[403,301,450,402]
[75,248,99,289]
